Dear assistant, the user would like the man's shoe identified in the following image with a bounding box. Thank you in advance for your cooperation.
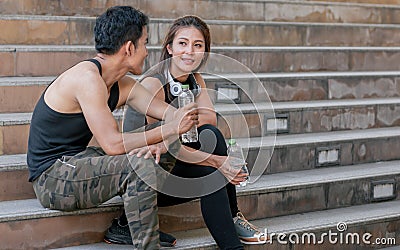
[233,212,267,245]
[104,218,131,244]
[104,218,177,247]
[159,230,177,247]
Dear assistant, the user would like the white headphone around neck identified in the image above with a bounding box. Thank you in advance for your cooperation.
[167,70,201,97]
[168,70,183,96]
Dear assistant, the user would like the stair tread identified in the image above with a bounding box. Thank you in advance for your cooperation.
[3,14,400,28]
[2,0,400,18]
[3,71,400,87]
[1,161,398,222]
[2,97,400,124]
[0,112,31,125]
[2,44,400,51]
[0,154,26,170]
[0,197,122,223]
[245,160,400,193]
[1,127,400,157]
[53,200,400,249]
[1,155,399,184]
[215,97,400,113]
[234,127,400,148]
[1,126,400,153]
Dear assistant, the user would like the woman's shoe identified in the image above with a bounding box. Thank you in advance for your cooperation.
[233,212,268,245]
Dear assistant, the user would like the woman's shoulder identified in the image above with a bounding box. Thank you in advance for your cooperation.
[141,74,164,86]
[141,75,166,98]
[143,71,165,83]
[192,72,206,87]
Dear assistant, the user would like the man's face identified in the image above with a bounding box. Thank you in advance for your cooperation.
[130,27,148,75]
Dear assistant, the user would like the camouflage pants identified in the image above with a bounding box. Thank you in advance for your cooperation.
[32,146,160,249]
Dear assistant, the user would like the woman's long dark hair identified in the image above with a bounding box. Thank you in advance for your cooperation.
[159,15,211,76]
[142,15,211,102]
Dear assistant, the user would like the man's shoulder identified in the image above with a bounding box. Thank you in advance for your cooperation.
[59,62,104,89]
[73,61,102,81]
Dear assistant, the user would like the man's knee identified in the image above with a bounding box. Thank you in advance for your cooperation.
[126,155,160,190]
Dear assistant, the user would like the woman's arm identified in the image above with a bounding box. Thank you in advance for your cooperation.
[193,73,217,126]
[140,76,167,124]
[141,73,216,126]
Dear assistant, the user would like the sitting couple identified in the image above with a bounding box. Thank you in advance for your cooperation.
[27,6,266,250]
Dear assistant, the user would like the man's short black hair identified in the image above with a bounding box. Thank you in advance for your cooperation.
[94,6,149,55]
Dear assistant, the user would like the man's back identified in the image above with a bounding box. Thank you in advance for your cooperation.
[27,59,119,181]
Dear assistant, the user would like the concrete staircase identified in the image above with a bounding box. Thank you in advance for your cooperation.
[1,0,399,249]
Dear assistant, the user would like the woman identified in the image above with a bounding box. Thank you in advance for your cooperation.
[106,16,266,249]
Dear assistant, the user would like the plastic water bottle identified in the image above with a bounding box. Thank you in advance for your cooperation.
[178,84,198,143]
[227,139,249,187]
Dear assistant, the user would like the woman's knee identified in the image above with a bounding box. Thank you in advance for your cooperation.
[198,124,223,137]
[173,163,218,178]
[199,165,219,176]
[198,124,227,155]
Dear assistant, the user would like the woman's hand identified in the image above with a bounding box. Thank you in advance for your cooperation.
[216,155,249,185]
[129,142,168,164]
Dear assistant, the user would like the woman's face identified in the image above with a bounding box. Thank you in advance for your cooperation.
[167,26,206,76]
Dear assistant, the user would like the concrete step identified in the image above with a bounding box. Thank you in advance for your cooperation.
[3,97,400,154]
[263,1,400,24]
[239,127,400,174]
[1,0,400,25]
[3,45,400,76]
[2,15,400,46]
[4,113,400,171]
[309,0,400,5]
[0,112,30,155]
[0,198,122,249]
[2,163,399,249]
[3,113,400,172]
[0,154,33,201]
[50,200,400,249]
[0,109,124,156]
[0,77,47,113]
[2,126,400,199]
[380,246,400,250]
[205,71,400,103]
[216,98,400,137]
[2,72,400,113]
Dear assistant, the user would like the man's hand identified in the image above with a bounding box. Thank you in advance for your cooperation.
[129,142,168,163]
[165,102,199,135]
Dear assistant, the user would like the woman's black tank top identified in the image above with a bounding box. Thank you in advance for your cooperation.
[155,72,198,107]
[27,59,119,181]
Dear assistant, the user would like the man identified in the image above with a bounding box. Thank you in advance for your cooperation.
[27,6,198,249]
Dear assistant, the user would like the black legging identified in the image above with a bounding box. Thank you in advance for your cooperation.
[122,124,243,249]
[158,124,239,213]
[158,124,242,249]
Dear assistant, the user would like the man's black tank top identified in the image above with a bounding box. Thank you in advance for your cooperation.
[27,59,119,182]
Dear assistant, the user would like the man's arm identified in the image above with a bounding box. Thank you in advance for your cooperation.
[131,142,247,185]
[118,75,176,121]
[78,74,197,155]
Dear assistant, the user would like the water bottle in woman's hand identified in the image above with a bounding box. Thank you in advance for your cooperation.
[227,139,249,187]
[178,85,198,143]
